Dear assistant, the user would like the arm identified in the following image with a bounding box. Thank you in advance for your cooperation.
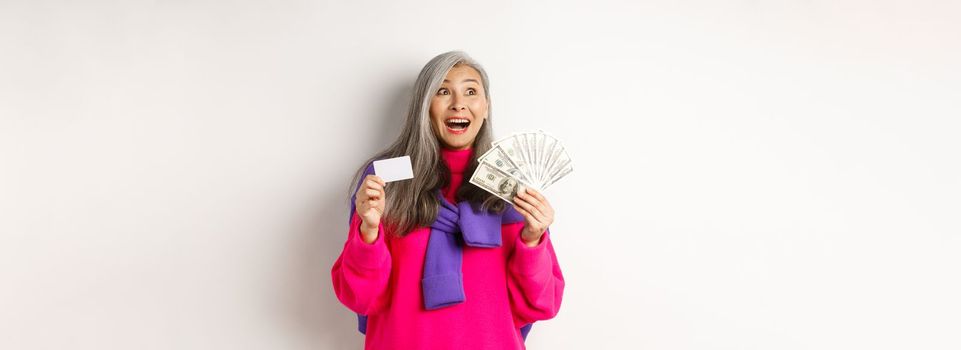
[331,163,392,315]
[506,224,565,327]
[330,212,392,316]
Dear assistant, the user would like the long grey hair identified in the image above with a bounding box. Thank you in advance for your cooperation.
[347,50,505,237]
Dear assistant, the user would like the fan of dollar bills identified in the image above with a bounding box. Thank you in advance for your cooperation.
[469,130,574,202]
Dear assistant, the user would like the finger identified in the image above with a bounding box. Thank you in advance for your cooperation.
[525,187,549,204]
[367,175,386,187]
[365,179,384,191]
[362,184,384,202]
[364,175,384,187]
[526,192,552,218]
[518,189,543,208]
[364,188,380,199]
[513,195,546,221]
[368,203,383,215]
[363,206,382,218]
[513,203,542,227]
[362,199,382,214]
[513,194,535,211]
[521,189,553,217]
[516,194,546,219]
[358,188,379,203]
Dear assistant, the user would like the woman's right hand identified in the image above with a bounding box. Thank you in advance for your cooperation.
[355,174,386,243]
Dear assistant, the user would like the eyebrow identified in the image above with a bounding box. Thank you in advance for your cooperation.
[442,78,480,84]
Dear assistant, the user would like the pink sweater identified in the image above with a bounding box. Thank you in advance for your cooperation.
[331,147,565,349]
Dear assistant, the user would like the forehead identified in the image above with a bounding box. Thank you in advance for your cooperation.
[442,65,482,84]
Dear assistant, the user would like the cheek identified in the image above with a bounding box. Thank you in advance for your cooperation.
[429,105,442,124]
[471,99,488,118]
[473,115,485,131]
[430,96,447,116]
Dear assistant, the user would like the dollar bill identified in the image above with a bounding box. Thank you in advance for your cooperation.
[469,162,526,202]
[474,130,573,202]
[479,144,532,184]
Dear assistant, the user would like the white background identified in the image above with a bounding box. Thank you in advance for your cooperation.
[2,1,959,349]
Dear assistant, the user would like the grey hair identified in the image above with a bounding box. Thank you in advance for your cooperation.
[347,50,504,237]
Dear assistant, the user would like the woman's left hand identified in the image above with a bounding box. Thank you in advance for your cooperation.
[512,187,554,246]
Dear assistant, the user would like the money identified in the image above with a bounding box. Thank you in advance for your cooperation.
[469,162,524,203]
[470,130,574,202]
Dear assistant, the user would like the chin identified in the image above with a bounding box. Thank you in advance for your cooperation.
[443,141,470,150]
[441,137,475,150]
[435,125,479,150]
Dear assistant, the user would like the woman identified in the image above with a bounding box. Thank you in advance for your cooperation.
[331,51,565,349]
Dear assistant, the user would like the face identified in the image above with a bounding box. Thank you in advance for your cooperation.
[499,177,517,196]
[429,64,488,150]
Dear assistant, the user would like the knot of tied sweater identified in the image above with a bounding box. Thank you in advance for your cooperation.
[422,191,526,310]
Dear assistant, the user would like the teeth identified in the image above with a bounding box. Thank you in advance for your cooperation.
[447,118,469,124]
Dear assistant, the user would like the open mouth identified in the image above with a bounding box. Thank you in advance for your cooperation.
[444,117,471,134]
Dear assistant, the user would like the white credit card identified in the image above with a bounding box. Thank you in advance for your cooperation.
[373,156,414,182]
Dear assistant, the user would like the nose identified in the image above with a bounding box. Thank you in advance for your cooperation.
[450,94,466,111]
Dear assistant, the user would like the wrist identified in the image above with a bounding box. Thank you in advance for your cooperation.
[360,222,379,243]
[520,230,543,247]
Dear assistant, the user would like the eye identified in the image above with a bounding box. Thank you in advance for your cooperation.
[467,88,477,95]
[437,88,449,95]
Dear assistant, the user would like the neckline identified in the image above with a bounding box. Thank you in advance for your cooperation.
[440,147,473,173]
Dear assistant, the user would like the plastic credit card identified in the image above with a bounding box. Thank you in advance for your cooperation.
[372,156,414,182]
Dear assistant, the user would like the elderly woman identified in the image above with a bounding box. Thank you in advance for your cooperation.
[331,51,565,349]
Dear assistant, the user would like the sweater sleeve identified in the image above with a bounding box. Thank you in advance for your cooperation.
[330,211,393,316]
[506,226,565,327]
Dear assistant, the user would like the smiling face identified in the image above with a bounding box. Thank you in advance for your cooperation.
[429,64,489,150]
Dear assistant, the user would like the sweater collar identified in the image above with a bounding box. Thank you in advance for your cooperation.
[440,147,473,173]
